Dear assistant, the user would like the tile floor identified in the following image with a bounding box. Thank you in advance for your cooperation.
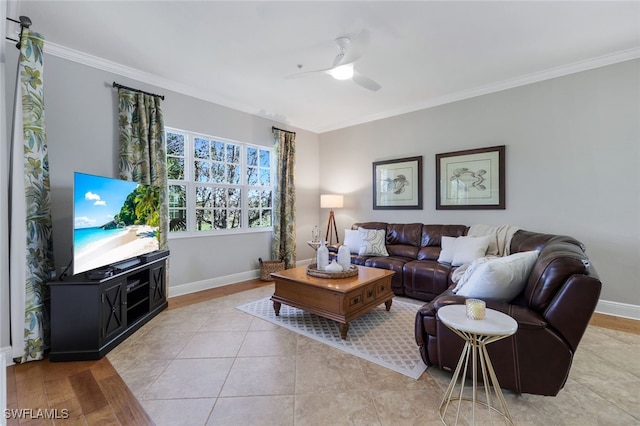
[107,285,640,425]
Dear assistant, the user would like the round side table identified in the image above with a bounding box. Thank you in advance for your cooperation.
[307,240,325,251]
[437,304,518,425]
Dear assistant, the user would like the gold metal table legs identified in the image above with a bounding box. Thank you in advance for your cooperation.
[439,328,514,425]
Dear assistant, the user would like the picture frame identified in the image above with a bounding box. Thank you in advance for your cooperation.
[436,145,505,210]
[373,156,423,210]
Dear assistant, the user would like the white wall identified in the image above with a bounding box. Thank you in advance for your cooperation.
[3,50,321,297]
[320,60,640,310]
[3,42,637,327]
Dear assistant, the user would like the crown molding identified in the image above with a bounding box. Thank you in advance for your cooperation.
[318,46,640,133]
[42,41,297,129]
[42,41,639,134]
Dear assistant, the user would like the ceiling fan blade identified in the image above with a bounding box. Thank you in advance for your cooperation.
[285,67,333,79]
[352,71,381,91]
[334,29,371,67]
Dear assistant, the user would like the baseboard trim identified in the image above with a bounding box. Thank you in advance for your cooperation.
[168,269,260,298]
[1,346,13,367]
[168,258,314,298]
[595,300,640,321]
[168,262,640,323]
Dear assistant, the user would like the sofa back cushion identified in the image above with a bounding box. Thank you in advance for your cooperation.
[386,223,422,258]
[417,225,468,261]
[352,222,388,232]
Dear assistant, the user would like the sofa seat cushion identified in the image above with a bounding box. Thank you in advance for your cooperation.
[349,254,370,266]
[364,256,411,294]
[387,244,419,259]
[403,260,454,301]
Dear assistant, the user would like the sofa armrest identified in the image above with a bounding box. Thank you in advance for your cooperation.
[415,290,470,346]
[543,274,601,351]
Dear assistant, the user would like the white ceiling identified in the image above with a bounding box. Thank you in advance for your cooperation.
[8,1,640,133]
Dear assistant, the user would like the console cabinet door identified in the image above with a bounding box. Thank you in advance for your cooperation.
[101,280,126,343]
[149,263,166,309]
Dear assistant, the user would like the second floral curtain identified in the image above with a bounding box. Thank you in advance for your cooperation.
[271,129,296,269]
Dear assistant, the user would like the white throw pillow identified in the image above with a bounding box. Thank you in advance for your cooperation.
[452,236,492,266]
[358,228,389,256]
[437,236,491,267]
[451,256,498,292]
[455,250,540,302]
[438,236,457,264]
[343,229,362,254]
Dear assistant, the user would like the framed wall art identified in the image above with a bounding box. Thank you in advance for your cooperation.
[373,156,423,210]
[436,145,505,210]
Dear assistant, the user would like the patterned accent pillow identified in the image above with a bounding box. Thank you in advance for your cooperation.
[358,228,389,256]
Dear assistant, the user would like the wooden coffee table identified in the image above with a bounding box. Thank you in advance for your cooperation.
[270,265,395,339]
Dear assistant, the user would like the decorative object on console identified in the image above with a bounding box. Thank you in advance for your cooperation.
[321,194,343,245]
[311,225,320,242]
[326,260,343,272]
[337,244,351,271]
[373,156,423,210]
[465,298,486,320]
[358,227,389,256]
[306,263,358,279]
[436,145,505,210]
[316,239,329,270]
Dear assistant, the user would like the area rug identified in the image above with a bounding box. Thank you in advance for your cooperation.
[236,297,427,379]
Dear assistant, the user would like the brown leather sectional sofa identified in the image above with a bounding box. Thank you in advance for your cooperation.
[345,222,602,396]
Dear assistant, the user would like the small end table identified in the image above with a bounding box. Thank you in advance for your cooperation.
[437,304,518,425]
[306,240,324,251]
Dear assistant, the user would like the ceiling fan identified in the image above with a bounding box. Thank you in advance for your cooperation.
[288,30,381,92]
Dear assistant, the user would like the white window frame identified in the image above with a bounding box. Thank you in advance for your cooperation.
[166,127,274,239]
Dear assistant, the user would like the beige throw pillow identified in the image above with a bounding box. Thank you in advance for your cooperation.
[358,228,389,256]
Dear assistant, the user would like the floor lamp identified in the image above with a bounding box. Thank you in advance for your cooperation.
[321,194,343,245]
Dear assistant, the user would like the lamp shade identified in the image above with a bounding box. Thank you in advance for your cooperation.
[320,194,344,209]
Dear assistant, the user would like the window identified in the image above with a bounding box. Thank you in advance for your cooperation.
[166,128,274,236]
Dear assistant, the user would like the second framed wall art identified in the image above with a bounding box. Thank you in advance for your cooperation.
[436,145,505,210]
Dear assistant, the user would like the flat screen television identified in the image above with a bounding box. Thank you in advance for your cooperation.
[73,172,160,276]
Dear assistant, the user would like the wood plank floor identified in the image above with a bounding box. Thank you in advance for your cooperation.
[5,278,637,425]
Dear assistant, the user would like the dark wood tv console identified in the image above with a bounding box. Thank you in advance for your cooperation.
[48,255,168,362]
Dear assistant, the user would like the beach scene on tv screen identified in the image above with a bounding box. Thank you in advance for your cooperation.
[74,173,160,274]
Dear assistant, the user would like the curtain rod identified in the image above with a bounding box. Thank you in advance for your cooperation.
[112,82,165,100]
[272,126,296,136]
[5,16,32,49]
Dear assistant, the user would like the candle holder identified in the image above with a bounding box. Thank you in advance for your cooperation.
[465,298,486,320]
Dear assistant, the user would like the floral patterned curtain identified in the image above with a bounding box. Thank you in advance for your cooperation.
[9,29,55,363]
[116,89,168,250]
[271,129,296,268]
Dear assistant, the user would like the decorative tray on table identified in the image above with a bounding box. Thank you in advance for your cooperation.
[306,263,358,279]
